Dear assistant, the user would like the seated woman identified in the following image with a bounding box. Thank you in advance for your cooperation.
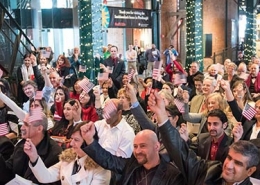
[69,80,82,101]
[24,122,111,185]
[182,92,233,136]
[79,89,98,122]
[49,99,82,149]
[117,88,141,134]
[51,86,70,121]
[55,55,71,78]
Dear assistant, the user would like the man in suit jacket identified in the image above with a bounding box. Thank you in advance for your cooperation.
[103,45,126,84]
[189,109,243,163]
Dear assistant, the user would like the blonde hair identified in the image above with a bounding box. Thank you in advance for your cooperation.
[158,90,174,105]
[117,88,131,102]
[202,93,229,115]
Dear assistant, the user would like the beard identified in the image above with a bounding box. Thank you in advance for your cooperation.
[135,153,148,165]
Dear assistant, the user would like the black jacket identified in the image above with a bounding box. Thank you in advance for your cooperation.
[83,140,184,185]
[0,132,62,184]
[159,120,253,185]
[190,133,233,163]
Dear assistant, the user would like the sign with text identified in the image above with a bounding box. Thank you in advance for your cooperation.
[103,6,152,28]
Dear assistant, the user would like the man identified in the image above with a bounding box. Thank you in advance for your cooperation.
[0,112,62,184]
[102,45,126,84]
[94,98,135,158]
[126,44,137,72]
[187,61,203,91]
[145,44,160,77]
[188,109,243,163]
[148,90,259,185]
[81,125,182,184]
[189,74,204,100]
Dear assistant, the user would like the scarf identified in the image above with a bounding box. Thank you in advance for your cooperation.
[21,64,34,81]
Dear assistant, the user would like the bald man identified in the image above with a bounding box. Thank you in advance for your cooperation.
[81,121,183,184]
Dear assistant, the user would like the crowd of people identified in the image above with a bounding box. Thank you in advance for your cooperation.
[0,43,260,185]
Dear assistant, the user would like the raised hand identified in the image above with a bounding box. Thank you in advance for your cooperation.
[80,121,95,145]
[24,138,39,163]
[232,122,243,142]
[179,123,189,142]
[125,83,137,103]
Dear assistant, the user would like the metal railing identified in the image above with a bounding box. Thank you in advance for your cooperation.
[212,46,238,64]
[0,2,36,75]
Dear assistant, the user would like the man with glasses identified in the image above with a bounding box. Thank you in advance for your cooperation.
[0,112,62,184]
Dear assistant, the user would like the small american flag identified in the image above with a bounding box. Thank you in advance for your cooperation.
[174,98,185,113]
[242,103,257,120]
[34,91,43,100]
[79,65,86,72]
[103,100,117,120]
[152,61,162,81]
[97,72,109,81]
[173,73,187,85]
[0,123,9,136]
[128,69,135,82]
[28,107,43,123]
[78,78,95,93]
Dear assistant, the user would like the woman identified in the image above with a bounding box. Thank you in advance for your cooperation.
[37,54,52,74]
[69,80,82,101]
[182,92,233,136]
[117,88,141,134]
[51,86,70,121]
[49,99,82,144]
[17,53,44,104]
[24,122,110,185]
[68,47,81,73]
[79,90,98,122]
[161,82,174,96]
[55,55,71,78]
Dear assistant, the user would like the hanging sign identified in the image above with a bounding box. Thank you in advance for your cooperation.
[102,6,152,29]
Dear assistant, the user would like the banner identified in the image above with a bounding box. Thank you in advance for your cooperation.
[102,6,152,28]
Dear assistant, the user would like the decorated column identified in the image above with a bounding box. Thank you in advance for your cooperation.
[78,0,103,81]
[186,0,203,70]
[243,0,256,63]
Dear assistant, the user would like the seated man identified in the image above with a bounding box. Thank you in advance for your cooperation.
[186,109,243,163]
[0,112,62,184]
[80,90,260,185]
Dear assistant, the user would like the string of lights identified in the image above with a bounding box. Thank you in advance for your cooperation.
[185,0,203,70]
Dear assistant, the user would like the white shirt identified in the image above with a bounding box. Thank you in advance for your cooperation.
[250,123,260,140]
[95,118,135,158]
[126,49,137,62]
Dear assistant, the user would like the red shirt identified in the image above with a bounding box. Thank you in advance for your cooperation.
[209,133,225,160]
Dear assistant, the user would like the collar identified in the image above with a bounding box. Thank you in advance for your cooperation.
[104,117,126,131]
[211,132,225,145]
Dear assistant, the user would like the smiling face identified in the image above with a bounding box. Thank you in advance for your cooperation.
[49,72,60,88]
[232,83,246,100]
[24,57,31,67]
[202,79,215,96]
[162,84,172,95]
[110,46,118,58]
[23,84,36,98]
[222,148,255,183]
[79,91,90,105]
[255,100,260,120]
[133,130,160,166]
[63,102,74,121]
[207,97,219,111]
[207,116,226,138]
[55,89,66,103]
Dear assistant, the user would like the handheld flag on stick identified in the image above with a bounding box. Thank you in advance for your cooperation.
[28,107,43,123]
[102,100,117,120]
[34,91,43,100]
[128,69,135,83]
[78,78,95,93]
[242,103,256,120]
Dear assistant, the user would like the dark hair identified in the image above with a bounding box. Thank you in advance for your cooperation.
[23,53,31,60]
[165,104,185,127]
[54,86,70,103]
[163,82,174,92]
[207,109,228,124]
[81,89,96,108]
[0,78,12,97]
[72,121,99,148]
[230,140,260,169]
[193,74,204,82]
[111,45,118,51]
